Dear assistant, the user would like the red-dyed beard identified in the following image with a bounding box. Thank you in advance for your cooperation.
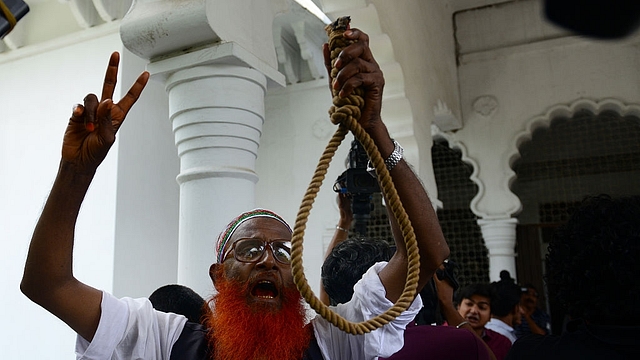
[204,269,311,360]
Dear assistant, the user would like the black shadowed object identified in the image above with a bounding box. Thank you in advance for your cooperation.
[544,0,640,39]
[1,0,29,38]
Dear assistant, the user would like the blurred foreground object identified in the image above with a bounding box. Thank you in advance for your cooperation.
[545,0,640,39]
[0,0,29,38]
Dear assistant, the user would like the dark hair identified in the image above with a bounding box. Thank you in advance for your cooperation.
[149,284,208,324]
[321,237,394,305]
[455,283,496,306]
[521,283,537,292]
[490,270,521,317]
[546,194,640,325]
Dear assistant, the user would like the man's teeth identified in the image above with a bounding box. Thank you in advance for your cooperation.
[253,280,277,298]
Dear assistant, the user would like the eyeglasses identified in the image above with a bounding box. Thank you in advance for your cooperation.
[222,238,292,265]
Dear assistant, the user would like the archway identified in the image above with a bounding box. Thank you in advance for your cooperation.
[511,100,640,334]
[433,138,488,288]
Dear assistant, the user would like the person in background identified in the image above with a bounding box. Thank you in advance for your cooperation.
[320,193,357,306]
[455,283,512,360]
[320,190,492,360]
[149,284,209,325]
[514,283,551,338]
[486,271,521,343]
[506,194,640,359]
[321,235,493,360]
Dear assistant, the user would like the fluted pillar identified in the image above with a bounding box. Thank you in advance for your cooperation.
[175,65,263,293]
[477,218,518,282]
[145,45,286,295]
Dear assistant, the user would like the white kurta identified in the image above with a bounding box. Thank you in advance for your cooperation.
[76,262,422,360]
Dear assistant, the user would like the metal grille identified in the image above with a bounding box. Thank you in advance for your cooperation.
[511,109,640,334]
[538,201,580,224]
[433,139,489,287]
[512,110,640,225]
[356,192,394,243]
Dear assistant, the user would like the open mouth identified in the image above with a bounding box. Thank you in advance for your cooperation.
[466,315,480,323]
[251,280,279,299]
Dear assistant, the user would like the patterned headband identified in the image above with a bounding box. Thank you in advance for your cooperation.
[215,208,292,263]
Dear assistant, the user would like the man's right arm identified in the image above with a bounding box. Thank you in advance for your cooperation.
[21,162,104,341]
[20,52,148,342]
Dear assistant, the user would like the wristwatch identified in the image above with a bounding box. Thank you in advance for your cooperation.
[367,139,404,176]
[384,139,404,171]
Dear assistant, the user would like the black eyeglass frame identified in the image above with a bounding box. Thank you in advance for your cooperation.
[222,238,292,265]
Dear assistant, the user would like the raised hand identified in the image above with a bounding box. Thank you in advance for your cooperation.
[337,192,353,226]
[21,52,150,342]
[323,28,385,131]
[62,52,149,174]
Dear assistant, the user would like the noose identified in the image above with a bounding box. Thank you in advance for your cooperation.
[290,16,421,335]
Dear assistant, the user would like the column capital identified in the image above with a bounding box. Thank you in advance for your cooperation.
[120,0,280,79]
[147,41,285,88]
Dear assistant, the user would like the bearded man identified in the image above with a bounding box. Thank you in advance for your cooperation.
[21,28,449,360]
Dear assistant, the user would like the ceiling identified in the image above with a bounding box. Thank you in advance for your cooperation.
[2,0,516,56]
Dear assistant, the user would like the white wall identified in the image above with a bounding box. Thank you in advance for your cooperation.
[112,49,180,300]
[456,38,640,218]
[0,33,123,359]
[452,0,640,219]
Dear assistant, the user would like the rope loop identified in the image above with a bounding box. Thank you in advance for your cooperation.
[290,16,421,335]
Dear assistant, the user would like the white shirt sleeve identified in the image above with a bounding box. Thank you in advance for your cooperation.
[75,291,188,360]
[313,262,423,360]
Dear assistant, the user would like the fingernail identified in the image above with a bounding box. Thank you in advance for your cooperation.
[332,79,339,89]
[344,30,352,36]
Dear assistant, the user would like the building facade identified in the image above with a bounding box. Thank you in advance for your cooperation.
[2,0,638,357]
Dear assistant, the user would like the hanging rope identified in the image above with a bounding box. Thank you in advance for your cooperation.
[290,16,421,335]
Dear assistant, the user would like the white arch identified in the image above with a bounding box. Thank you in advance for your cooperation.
[507,97,640,197]
[432,129,485,216]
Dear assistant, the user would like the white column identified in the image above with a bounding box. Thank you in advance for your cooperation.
[173,65,263,295]
[145,45,284,295]
[121,0,285,296]
[477,218,518,282]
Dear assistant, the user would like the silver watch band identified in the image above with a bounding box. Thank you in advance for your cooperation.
[366,139,404,175]
[384,139,404,171]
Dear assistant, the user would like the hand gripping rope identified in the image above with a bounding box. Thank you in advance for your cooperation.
[290,16,421,335]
